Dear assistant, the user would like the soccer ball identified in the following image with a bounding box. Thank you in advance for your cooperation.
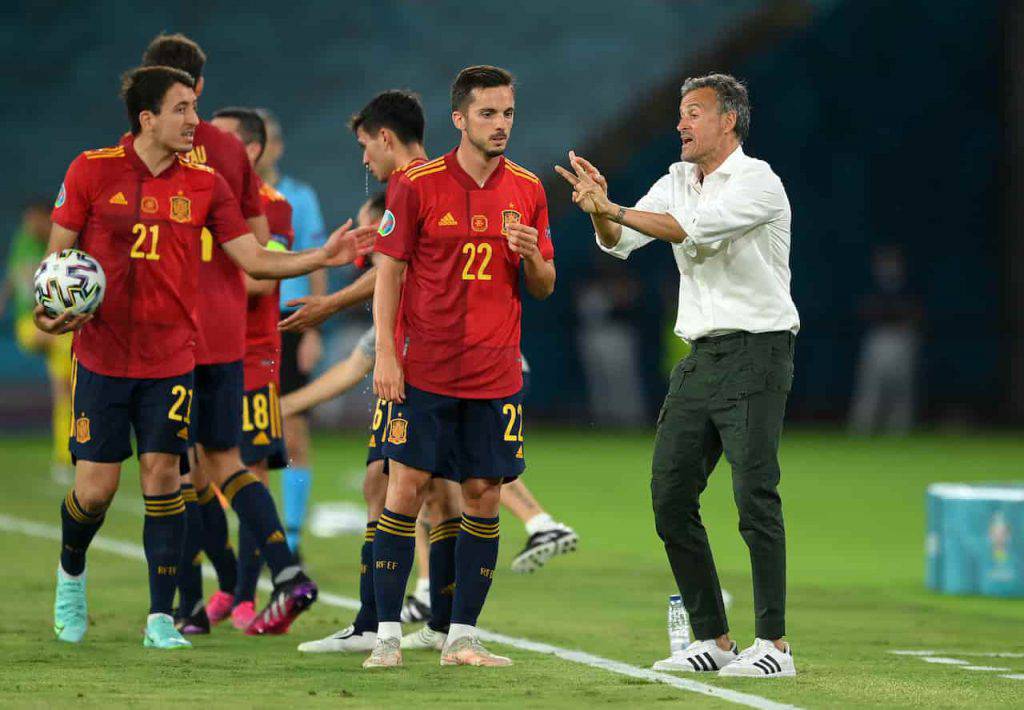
[34,248,106,317]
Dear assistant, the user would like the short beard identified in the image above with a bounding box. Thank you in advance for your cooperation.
[470,133,505,159]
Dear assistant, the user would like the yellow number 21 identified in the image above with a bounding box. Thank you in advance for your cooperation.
[130,223,160,261]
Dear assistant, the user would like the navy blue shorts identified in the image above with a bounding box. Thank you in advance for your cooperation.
[69,359,193,463]
[192,361,243,450]
[366,397,389,467]
[381,384,526,483]
[240,382,288,469]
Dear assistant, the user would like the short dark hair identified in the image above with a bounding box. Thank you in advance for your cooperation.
[142,33,206,81]
[348,90,425,145]
[364,191,386,221]
[680,73,751,142]
[213,107,267,156]
[451,65,515,112]
[120,65,196,135]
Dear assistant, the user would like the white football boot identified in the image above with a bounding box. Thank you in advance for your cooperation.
[717,638,796,678]
[401,624,446,650]
[652,639,738,672]
[297,625,377,653]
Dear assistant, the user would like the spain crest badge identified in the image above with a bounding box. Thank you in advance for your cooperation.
[387,417,408,445]
[170,195,192,223]
[501,209,522,235]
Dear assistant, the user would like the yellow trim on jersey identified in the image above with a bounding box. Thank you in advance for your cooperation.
[505,161,540,184]
[405,156,444,177]
[259,183,287,202]
[84,146,125,159]
[396,158,429,174]
[407,164,447,182]
[177,157,215,173]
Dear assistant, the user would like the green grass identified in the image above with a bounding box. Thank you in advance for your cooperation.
[2,430,1023,708]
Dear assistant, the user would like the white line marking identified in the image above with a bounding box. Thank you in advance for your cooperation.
[922,657,969,665]
[0,513,798,710]
[1000,674,1024,680]
[892,650,1024,659]
[961,666,1011,672]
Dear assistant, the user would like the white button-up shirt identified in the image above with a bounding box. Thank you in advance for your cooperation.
[597,145,800,342]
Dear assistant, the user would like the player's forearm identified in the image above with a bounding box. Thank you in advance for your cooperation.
[243,244,325,280]
[46,224,78,256]
[592,214,624,249]
[602,204,686,244]
[373,258,406,357]
[523,255,556,300]
[284,350,374,415]
[245,274,275,296]
[335,268,376,310]
[309,267,328,297]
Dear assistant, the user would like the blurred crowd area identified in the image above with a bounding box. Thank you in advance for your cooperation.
[2,0,1017,431]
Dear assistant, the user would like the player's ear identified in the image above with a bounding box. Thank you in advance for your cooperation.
[452,110,465,131]
[139,110,155,133]
[379,127,392,151]
[194,76,204,97]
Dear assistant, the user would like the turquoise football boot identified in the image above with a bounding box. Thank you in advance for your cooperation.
[143,613,192,649]
[54,567,88,643]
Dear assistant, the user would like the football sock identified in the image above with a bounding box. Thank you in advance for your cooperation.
[428,516,460,633]
[352,521,378,633]
[452,514,499,626]
[197,485,237,593]
[234,521,263,603]
[373,508,417,623]
[281,466,311,551]
[525,512,556,535]
[221,469,296,580]
[176,484,204,613]
[143,491,186,615]
[59,489,105,576]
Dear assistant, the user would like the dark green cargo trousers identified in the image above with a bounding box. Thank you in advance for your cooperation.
[651,330,794,641]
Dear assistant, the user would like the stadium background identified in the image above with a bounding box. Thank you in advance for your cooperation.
[2,1,1023,707]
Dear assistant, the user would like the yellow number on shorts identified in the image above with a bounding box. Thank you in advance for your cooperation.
[200,228,213,262]
[502,403,524,442]
[243,392,271,432]
[130,223,160,261]
[371,398,386,431]
[168,385,193,424]
[461,242,493,281]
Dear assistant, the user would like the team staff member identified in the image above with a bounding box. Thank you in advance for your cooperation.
[557,73,799,678]
[258,110,326,555]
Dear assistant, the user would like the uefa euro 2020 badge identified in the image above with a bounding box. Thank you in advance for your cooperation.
[378,210,396,237]
[55,183,66,209]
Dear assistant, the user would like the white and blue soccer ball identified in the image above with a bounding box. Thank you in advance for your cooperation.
[34,248,106,317]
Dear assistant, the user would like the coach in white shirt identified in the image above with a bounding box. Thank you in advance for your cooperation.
[557,74,799,678]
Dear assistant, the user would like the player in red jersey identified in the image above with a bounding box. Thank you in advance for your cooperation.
[139,34,337,636]
[210,106,296,630]
[38,66,373,649]
[365,66,556,668]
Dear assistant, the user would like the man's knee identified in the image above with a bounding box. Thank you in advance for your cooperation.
[460,478,500,516]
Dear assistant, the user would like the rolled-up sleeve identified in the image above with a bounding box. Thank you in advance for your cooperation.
[669,165,787,257]
[596,173,673,259]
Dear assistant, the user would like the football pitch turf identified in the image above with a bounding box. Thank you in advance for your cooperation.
[1,429,1022,708]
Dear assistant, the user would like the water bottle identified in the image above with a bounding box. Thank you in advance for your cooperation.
[668,594,690,653]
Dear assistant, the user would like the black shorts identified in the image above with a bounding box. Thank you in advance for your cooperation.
[192,360,243,450]
[279,328,310,397]
[381,384,526,483]
[240,382,288,469]
[69,359,193,463]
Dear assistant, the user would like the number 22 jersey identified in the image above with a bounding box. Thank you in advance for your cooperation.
[373,149,554,399]
[50,139,251,379]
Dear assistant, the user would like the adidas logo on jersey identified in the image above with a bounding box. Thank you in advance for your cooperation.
[438,212,458,226]
[252,432,270,446]
[109,192,128,205]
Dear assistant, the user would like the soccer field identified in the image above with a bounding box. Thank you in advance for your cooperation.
[2,430,1022,708]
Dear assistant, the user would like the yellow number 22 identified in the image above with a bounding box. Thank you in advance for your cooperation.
[461,242,493,281]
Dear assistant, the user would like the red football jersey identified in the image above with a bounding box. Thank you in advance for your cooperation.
[51,141,250,378]
[374,149,554,398]
[244,179,294,391]
[353,157,427,271]
[185,121,263,365]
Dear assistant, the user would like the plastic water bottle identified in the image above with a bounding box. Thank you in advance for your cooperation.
[668,594,690,653]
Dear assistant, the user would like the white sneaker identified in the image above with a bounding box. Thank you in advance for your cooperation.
[652,639,738,672]
[296,625,377,653]
[401,624,446,650]
[718,638,796,678]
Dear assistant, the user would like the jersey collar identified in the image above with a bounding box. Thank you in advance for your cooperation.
[444,147,506,191]
[121,135,180,178]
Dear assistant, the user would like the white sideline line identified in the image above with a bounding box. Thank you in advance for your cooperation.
[0,513,798,710]
[891,650,1024,659]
